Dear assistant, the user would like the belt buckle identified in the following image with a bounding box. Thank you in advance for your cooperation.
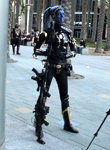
[56,65,61,69]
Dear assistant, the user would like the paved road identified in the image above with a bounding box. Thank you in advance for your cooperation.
[72,55,110,71]
[5,45,110,150]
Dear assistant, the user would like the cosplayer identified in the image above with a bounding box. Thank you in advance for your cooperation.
[34,5,79,134]
[11,23,21,55]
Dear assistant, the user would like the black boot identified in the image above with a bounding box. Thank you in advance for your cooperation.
[17,45,21,55]
[62,107,79,133]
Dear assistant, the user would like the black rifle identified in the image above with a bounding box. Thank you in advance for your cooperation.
[86,109,110,150]
[31,22,55,144]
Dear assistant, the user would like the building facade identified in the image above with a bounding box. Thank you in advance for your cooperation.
[19,0,107,39]
[74,0,95,38]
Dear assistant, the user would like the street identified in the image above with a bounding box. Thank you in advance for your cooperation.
[5,45,110,150]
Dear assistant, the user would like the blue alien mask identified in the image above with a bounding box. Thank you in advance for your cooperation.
[54,10,65,25]
[43,6,65,31]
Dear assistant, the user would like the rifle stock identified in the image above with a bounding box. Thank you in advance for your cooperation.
[31,21,55,144]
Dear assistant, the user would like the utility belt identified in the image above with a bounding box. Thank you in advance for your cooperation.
[49,64,63,69]
[49,63,72,76]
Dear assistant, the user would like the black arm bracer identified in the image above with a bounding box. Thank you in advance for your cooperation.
[36,32,47,49]
[34,50,47,56]
[68,36,77,52]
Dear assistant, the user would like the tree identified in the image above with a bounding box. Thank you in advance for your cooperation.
[105,1,110,51]
[81,0,87,40]
[91,0,98,43]
[51,0,58,6]
[86,0,92,39]
[16,0,20,23]
[71,0,76,36]
[36,0,42,32]
[25,0,28,34]
[61,0,83,79]
[7,0,15,63]
[95,0,106,53]
[29,0,34,33]
[12,0,16,27]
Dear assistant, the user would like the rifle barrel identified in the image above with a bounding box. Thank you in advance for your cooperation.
[32,68,39,76]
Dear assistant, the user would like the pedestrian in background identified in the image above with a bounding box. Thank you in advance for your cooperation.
[31,29,36,37]
[23,32,32,46]
[32,29,40,58]
[11,23,21,55]
[20,32,26,45]
[76,38,86,54]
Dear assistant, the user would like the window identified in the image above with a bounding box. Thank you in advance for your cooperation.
[76,0,82,12]
[34,0,37,12]
[91,0,95,12]
[75,14,82,22]
[33,14,37,25]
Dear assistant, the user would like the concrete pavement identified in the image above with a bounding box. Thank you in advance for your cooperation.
[5,45,110,150]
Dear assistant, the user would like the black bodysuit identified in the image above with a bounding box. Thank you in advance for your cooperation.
[36,24,76,111]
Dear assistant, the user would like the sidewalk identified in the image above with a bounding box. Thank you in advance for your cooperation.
[5,45,110,150]
[5,114,79,150]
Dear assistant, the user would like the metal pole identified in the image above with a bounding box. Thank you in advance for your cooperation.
[0,0,9,149]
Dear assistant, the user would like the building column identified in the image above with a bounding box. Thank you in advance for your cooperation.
[25,0,33,34]
[36,0,42,32]
[0,0,9,150]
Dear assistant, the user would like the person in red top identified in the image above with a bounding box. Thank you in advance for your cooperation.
[11,23,21,55]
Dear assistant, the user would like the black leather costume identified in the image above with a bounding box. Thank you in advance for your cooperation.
[35,23,79,133]
[37,24,75,109]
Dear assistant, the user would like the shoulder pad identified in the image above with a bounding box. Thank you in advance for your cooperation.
[42,31,47,38]
[61,26,72,34]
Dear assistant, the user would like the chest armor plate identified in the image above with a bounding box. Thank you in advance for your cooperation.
[52,32,68,48]
[49,32,69,64]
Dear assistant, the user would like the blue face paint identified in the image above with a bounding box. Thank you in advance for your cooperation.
[55,10,65,24]
[43,6,65,30]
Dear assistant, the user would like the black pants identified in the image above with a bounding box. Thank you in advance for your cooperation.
[46,66,69,111]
